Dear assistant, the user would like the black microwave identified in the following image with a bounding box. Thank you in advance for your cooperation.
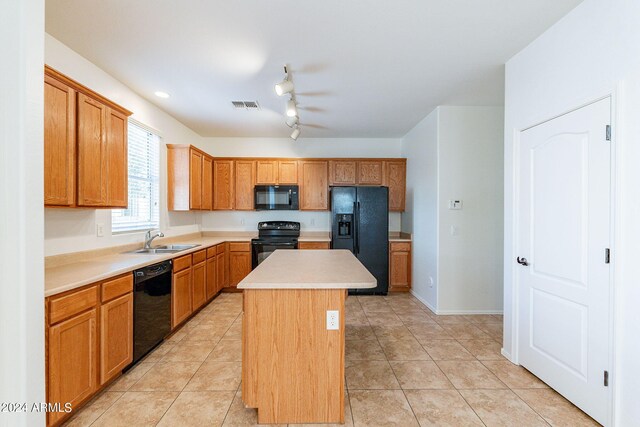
[254,185,299,210]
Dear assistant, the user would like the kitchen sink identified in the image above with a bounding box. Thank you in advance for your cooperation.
[126,244,200,254]
[154,244,200,250]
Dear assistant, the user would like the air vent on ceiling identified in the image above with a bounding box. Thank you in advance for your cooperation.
[232,101,260,110]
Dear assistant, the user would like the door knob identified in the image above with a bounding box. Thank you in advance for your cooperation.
[517,257,529,266]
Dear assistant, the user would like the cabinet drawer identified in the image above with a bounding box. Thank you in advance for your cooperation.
[229,242,250,252]
[101,274,133,302]
[216,244,226,254]
[207,246,217,258]
[49,285,99,325]
[390,242,411,252]
[173,254,192,272]
[298,241,330,250]
[192,249,207,264]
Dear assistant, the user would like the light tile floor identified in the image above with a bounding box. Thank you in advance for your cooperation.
[64,292,599,426]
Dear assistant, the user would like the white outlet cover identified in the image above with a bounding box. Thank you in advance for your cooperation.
[96,223,104,237]
[448,200,463,210]
[326,310,339,330]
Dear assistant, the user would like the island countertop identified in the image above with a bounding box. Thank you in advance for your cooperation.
[238,249,376,290]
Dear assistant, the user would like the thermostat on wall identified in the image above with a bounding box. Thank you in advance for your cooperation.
[448,200,463,210]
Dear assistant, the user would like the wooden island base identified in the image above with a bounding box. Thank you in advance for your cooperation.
[242,288,346,424]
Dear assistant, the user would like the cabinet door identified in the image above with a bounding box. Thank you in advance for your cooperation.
[299,161,329,210]
[48,309,97,425]
[384,161,406,212]
[256,160,277,184]
[44,75,76,206]
[106,109,128,208]
[357,160,384,185]
[172,269,192,328]
[190,150,203,210]
[298,241,330,250]
[77,93,108,206]
[235,160,255,210]
[206,256,217,300]
[229,251,252,287]
[389,247,411,291]
[202,155,213,210]
[216,251,226,292]
[100,293,133,385]
[192,261,207,311]
[213,160,235,210]
[329,160,357,186]
[278,160,298,184]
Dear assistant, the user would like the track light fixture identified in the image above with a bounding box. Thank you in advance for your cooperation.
[275,79,294,96]
[276,65,301,139]
[286,98,297,117]
[290,126,301,141]
[274,65,294,96]
[286,116,299,128]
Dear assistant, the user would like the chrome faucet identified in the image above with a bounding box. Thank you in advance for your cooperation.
[144,230,164,249]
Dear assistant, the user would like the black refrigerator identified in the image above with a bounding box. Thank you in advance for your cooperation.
[331,186,389,295]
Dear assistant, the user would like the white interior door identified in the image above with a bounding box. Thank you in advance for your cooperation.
[517,98,611,425]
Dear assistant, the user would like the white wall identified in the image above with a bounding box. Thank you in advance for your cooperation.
[198,137,403,232]
[402,107,504,313]
[401,109,439,309]
[0,0,45,424]
[503,0,640,424]
[44,34,201,256]
[438,107,504,312]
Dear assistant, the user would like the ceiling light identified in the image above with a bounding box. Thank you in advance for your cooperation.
[154,91,170,99]
[286,99,297,117]
[285,116,299,128]
[290,126,301,141]
[275,79,294,96]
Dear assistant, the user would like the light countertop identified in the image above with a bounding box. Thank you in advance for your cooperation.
[238,249,376,290]
[45,236,250,297]
[45,232,409,297]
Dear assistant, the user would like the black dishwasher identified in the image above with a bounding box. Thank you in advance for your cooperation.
[132,260,172,364]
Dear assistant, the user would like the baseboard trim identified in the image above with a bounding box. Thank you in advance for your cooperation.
[501,348,515,363]
[409,290,438,313]
[408,290,504,315]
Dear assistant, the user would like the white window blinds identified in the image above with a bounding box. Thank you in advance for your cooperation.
[112,121,160,232]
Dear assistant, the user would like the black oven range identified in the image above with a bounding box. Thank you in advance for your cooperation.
[251,221,300,268]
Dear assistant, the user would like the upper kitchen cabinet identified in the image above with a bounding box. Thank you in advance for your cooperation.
[44,66,132,209]
[329,160,357,186]
[214,159,235,210]
[299,160,329,210]
[356,160,384,185]
[44,74,76,206]
[278,160,298,184]
[235,160,255,210]
[256,160,298,184]
[167,145,213,211]
[384,160,407,212]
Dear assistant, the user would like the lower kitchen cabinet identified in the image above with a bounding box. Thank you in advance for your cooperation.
[172,267,192,328]
[216,246,227,292]
[298,241,330,250]
[100,293,133,384]
[192,259,207,311]
[206,251,217,300]
[228,242,252,287]
[47,308,98,426]
[389,242,412,292]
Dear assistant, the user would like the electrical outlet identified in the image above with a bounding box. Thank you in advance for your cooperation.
[326,310,339,330]
[428,276,434,288]
[310,218,316,226]
[448,200,463,210]
[96,223,104,237]
[240,218,245,225]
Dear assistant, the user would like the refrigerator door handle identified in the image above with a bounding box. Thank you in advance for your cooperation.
[354,201,360,255]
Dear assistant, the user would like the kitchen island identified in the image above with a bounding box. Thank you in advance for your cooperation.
[239,249,376,424]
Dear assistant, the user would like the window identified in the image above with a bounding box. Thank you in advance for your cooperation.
[112,121,160,233]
